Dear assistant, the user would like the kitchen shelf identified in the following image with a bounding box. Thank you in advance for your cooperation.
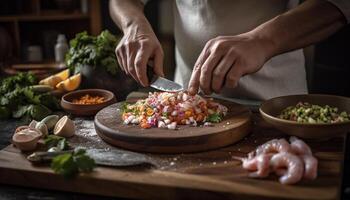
[0,0,102,68]
[0,13,89,22]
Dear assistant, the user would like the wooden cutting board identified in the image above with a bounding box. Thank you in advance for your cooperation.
[0,116,344,200]
[94,100,252,153]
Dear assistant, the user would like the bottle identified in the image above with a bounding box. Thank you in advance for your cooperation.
[55,34,69,63]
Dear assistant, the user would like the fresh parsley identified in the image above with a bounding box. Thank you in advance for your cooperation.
[0,73,60,120]
[207,113,223,123]
[65,30,120,75]
[44,135,69,151]
[51,148,96,178]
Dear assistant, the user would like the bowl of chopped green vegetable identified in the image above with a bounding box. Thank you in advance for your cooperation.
[259,94,350,139]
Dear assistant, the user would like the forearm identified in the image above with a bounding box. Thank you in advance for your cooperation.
[109,0,151,33]
[251,0,347,57]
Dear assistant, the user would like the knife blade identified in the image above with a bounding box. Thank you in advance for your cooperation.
[27,148,156,167]
[147,66,183,92]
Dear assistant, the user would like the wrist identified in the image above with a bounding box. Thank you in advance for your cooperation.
[248,25,280,60]
[122,17,151,34]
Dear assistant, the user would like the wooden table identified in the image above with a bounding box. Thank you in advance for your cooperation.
[0,114,345,200]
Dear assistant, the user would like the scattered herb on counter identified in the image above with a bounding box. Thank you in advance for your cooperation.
[51,148,96,178]
[207,113,222,123]
[0,73,60,120]
[65,30,120,75]
[44,135,69,151]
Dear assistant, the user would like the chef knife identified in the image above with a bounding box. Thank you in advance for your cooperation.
[147,66,183,92]
[27,148,156,167]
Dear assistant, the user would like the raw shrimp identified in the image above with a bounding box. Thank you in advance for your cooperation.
[248,138,291,158]
[234,154,272,178]
[270,152,304,185]
[301,155,318,180]
[290,136,318,180]
[289,136,312,155]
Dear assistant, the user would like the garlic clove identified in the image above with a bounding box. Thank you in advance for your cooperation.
[29,120,38,129]
[41,115,59,131]
[54,116,75,138]
[35,121,48,137]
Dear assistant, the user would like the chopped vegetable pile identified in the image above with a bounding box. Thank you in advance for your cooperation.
[279,102,350,123]
[122,91,228,129]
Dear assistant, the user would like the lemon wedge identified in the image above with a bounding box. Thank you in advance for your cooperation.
[56,73,81,91]
[39,69,70,87]
[55,69,70,81]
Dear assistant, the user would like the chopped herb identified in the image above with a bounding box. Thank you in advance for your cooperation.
[207,113,222,123]
[51,148,95,178]
[44,135,69,151]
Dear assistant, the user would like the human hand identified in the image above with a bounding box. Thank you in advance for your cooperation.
[116,23,164,86]
[188,32,276,95]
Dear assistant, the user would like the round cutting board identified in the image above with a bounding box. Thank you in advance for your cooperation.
[94,100,252,153]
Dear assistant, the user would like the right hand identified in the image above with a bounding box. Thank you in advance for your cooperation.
[116,23,164,86]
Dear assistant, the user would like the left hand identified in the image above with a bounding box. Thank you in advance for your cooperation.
[188,32,276,95]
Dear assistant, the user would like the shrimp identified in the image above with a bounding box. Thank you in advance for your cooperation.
[301,155,318,180]
[290,136,318,180]
[248,138,291,158]
[289,136,312,155]
[233,154,272,178]
[270,152,304,185]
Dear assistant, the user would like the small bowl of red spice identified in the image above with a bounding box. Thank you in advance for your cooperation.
[61,89,117,116]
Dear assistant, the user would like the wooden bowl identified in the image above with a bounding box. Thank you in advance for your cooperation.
[61,89,117,116]
[259,94,350,139]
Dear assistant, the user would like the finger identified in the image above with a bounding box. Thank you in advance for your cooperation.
[225,64,243,89]
[119,46,129,75]
[153,48,164,77]
[199,53,223,95]
[126,44,139,82]
[188,49,210,95]
[211,53,235,93]
[115,49,124,72]
[135,45,153,86]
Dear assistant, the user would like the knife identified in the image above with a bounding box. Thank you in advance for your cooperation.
[27,148,156,167]
[147,66,183,92]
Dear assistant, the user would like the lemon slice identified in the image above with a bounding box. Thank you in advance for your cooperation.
[55,69,70,81]
[56,73,81,91]
[39,69,69,87]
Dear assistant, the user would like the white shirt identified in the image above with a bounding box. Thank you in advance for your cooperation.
[142,0,350,100]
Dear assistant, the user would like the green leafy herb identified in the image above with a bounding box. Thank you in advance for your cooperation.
[44,135,69,151]
[51,148,96,178]
[207,113,222,123]
[0,73,60,120]
[65,30,120,75]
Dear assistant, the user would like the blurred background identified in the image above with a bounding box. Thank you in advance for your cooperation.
[0,0,349,97]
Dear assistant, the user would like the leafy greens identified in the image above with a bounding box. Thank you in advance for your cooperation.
[65,30,120,75]
[0,73,60,120]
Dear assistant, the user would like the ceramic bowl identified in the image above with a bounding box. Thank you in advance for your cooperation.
[61,89,117,116]
[259,94,350,139]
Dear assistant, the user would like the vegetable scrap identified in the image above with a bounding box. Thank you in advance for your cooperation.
[122,91,228,130]
[279,102,350,123]
[72,94,105,105]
